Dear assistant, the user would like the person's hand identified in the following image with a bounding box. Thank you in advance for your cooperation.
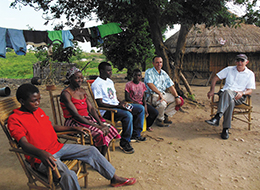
[207,90,215,99]
[175,97,182,105]
[157,93,166,103]
[235,91,243,100]
[145,109,149,117]
[73,126,90,134]
[118,102,128,110]
[39,150,57,170]
[100,124,110,136]
[122,103,133,112]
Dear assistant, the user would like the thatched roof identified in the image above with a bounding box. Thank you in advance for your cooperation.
[165,23,260,54]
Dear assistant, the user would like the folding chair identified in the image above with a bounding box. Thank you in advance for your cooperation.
[86,81,122,151]
[210,80,253,130]
[0,96,88,190]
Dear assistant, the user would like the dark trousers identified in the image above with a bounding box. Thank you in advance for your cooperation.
[146,104,159,128]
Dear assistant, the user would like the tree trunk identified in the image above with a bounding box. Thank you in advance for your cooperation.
[140,2,193,96]
[174,23,194,95]
[141,61,146,71]
[139,1,173,77]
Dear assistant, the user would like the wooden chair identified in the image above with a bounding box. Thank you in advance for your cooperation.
[48,90,112,161]
[48,90,93,145]
[0,96,88,190]
[86,81,123,151]
[210,80,253,130]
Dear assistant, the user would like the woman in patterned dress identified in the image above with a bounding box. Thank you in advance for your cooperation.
[60,66,120,156]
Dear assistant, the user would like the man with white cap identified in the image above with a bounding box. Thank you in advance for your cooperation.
[205,54,256,139]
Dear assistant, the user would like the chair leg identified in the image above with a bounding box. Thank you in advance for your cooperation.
[111,139,115,151]
[210,106,213,117]
[107,148,111,162]
[84,163,88,188]
[248,109,252,130]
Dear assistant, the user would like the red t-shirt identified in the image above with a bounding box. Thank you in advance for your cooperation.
[125,81,147,105]
[8,107,63,165]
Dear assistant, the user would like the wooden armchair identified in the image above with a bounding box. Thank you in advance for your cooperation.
[0,96,88,190]
[48,90,93,145]
[210,80,253,130]
[86,81,122,151]
[49,91,111,162]
[0,96,61,190]
[48,90,112,161]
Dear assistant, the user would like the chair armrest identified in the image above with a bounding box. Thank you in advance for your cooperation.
[9,147,61,179]
[98,107,118,113]
[56,130,91,137]
[241,94,252,106]
[10,147,35,156]
[212,93,219,103]
[56,130,93,145]
[56,130,85,135]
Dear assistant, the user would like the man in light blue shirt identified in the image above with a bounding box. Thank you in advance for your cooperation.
[144,56,183,127]
[205,54,256,139]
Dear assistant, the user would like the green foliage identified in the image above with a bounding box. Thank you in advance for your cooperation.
[0,50,37,79]
[34,42,84,66]
[97,2,155,79]
[187,93,196,101]
[0,50,125,79]
[33,47,50,66]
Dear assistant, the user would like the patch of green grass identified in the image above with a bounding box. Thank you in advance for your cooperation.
[0,51,126,79]
[0,51,37,78]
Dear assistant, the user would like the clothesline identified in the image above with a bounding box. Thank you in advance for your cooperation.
[0,22,123,58]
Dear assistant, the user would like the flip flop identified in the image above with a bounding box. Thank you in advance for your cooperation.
[111,178,136,187]
[147,127,153,132]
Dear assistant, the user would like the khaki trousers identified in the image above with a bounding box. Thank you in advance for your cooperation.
[148,92,176,120]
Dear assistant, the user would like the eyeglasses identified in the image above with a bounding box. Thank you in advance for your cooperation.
[236,58,245,62]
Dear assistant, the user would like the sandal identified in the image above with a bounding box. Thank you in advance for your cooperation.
[111,178,136,187]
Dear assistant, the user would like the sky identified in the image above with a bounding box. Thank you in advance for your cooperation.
[0,0,102,52]
[1,0,257,52]
[0,0,180,52]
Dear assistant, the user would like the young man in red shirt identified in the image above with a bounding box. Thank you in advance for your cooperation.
[8,83,136,189]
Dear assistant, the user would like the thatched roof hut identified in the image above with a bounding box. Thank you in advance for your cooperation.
[165,23,260,82]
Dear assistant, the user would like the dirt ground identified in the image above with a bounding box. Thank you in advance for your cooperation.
[0,77,260,190]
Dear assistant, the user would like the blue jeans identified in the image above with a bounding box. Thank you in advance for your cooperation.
[37,144,115,190]
[103,104,145,143]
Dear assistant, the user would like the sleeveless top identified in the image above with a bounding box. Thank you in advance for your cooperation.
[60,90,89,118]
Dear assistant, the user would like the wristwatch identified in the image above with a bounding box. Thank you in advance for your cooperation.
[175,95,180,99]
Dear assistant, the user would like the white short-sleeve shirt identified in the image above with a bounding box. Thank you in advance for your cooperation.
[91,77,119,116]
[217,66,256,91]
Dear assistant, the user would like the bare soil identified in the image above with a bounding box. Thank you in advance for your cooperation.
[0,77,260,190]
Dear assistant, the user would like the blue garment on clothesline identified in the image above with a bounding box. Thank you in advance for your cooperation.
[0,27,27,58]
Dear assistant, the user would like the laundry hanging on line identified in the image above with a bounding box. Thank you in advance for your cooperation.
[0,22,123,58]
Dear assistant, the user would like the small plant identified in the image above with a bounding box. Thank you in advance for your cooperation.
[44,58,57,86]
[187,93,196,101]
[34,43,83,85]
